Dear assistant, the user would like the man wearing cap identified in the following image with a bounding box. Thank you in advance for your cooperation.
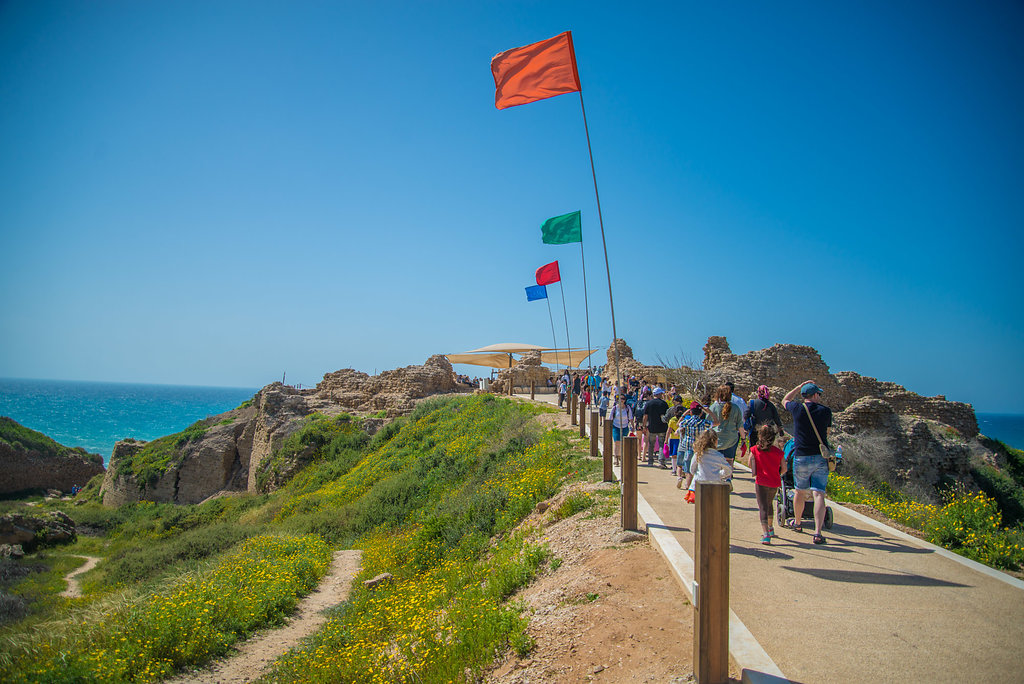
[782,380,833,544]
[642,387,671,469]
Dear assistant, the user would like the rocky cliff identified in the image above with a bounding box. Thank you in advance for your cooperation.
[101,355,459,505]
[0,417,105,495]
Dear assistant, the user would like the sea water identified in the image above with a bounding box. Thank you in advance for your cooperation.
[976,414,1024,451]
[0,378,257,465]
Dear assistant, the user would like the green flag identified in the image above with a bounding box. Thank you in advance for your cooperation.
[540,210,582,245]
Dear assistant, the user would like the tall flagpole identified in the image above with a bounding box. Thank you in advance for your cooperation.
[579,237,592,372]
[578,91,619,392]
[546,296,560,372]
[558,279,572,370]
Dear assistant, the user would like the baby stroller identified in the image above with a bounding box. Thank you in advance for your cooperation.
[776,439,834,530]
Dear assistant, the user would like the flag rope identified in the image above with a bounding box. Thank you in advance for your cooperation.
[546,296,560,372]
[578,90,619,391]
[579,239,592,372]
[558,279,572,370]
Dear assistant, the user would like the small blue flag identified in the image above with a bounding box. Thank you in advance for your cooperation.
[525,284,547,301]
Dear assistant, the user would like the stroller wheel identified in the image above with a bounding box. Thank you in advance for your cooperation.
[824,507,834,530]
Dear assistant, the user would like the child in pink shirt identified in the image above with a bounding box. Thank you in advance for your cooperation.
[749,424,787,544]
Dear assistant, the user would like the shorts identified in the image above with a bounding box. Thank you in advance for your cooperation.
[719,441,738,461]
[612,426,626,442]
[793,455,829,492]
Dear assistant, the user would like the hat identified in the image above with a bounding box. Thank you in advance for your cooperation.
[689,401,700,410]
[800,383,823,397]
[653,387,664,395]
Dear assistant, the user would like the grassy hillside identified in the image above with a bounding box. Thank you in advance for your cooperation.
[0,416,102,464]
[0,395,597,682]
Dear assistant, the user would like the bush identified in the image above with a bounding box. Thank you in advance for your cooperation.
[971,465,1024,527]
[925,487,1024,571]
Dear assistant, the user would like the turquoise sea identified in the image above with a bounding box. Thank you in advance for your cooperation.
[0,378,258,465]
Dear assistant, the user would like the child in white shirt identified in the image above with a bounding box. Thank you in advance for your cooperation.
[686,429,732,503]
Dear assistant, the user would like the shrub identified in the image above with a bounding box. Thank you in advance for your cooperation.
[925,487,1024,570]
[971,465,1024,527]
[552,491,594,521]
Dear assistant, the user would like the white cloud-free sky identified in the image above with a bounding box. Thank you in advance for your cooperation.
[2,1,1022,412]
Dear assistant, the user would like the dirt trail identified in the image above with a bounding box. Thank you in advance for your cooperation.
[60,555,101,598]
[169,549,362,684]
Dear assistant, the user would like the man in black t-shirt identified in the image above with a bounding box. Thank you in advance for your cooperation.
[782,380,833,544]
[643,387,671,469]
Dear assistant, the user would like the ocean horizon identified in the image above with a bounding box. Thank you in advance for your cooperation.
[1,378,1022,469]
[0,377,258,465]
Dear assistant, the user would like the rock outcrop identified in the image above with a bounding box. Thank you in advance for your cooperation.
[0,511,76,552]
[101,355,460,505]
[0,418,105,496]
[605,339,668,384]
[492,351,553,393]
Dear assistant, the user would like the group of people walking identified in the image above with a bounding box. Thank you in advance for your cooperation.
[561,373,835,545]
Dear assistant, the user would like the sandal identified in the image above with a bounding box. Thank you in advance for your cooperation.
[812,534,827,545]
[786,519,803,533]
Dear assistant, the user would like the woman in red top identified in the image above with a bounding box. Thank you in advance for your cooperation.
[749,424,787,545]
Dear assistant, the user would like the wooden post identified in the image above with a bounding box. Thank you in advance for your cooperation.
[571,394,578,426]
[694,481,730,684]
[566,391,573,415]
[621,436,638,530]
[603,418,614,482]
[530,380,535,401]
[590,409,599,459]
[579,400,586,437]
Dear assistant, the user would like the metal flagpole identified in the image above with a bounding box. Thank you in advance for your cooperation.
[579,238,592,372]
[546,296,560,373]
[558,279,572,370]
[577,91,619,392]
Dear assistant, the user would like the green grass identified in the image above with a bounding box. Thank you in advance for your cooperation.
[1,395,592,682]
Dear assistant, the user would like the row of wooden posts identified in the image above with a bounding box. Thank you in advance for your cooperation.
[525,379,730,684]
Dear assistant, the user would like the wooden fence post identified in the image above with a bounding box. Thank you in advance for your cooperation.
[694,481,730,684]
[570,394,578,426]
[530,380,535,401]
[579,401,586,437]
[621,436,638,530]
[590,410,599,459]
[603,419,614,482]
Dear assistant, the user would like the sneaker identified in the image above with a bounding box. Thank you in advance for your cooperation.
[768,527,776,538]
[761,535,771,545]
[676,477,684,489]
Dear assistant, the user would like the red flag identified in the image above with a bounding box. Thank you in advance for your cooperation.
[491,31,581,110]
[535,260,561,286]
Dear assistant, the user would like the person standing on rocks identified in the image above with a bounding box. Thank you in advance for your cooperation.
[782,381,833,544]
[642,387,670,469]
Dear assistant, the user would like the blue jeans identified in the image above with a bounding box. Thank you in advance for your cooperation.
[793,455,829,492]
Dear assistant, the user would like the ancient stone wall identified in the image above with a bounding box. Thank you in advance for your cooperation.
[0,443,105,496]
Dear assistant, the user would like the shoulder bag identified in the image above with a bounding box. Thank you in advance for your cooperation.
[802,402,836,472]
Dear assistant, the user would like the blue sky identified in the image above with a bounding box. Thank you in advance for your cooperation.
[1,1,1022,413]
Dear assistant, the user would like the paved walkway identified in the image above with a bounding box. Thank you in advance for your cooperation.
[519,393,1024,683]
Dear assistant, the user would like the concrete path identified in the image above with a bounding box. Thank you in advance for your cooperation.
[519,393,1024,683]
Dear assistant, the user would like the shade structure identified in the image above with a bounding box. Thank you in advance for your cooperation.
[445,353,517,369]
[540,349,596,369]
[463,343,549,354]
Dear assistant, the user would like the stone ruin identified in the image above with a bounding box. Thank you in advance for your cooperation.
[700,336,978,437]
[491,350,553,393]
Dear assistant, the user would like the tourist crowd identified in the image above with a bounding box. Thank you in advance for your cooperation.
[551,369,835,545]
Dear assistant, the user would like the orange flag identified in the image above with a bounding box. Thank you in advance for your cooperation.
[491,31,581,110]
